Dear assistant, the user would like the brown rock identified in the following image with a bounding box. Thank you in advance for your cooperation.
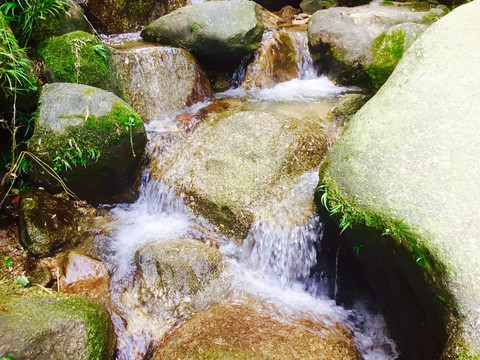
[152,296,361,359]
[275,5,301,20]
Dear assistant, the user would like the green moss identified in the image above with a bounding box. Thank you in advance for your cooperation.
[318,161,436,270]
[30,101,142,173]
[365,29,405,90]
[0,283,115,360]
[37,31,118,93]
[422,11,443,23]
[381,0,394,5]
[82,88,98,95]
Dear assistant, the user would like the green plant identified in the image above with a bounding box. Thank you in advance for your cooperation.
[318,184,352,234]
[52,137,101,173]
[93,43,109,62]
[4,255,13,268]
[189,23,197,32]
[14,275,31,287]
[352,245,362,255]
[0,357,13,360]
[0,0,69,44]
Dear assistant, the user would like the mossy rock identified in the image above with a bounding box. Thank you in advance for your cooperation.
[365,23,427,90]
[319,2,480,357]
[28,83,147,204]
[37,31,119,95]
[0,13,38,114]
[18,188,80,257]
[31,0,92,45]
[141,0,264,64]
[0,283,115,360]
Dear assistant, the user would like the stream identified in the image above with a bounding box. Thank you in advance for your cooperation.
[95,27,400,360]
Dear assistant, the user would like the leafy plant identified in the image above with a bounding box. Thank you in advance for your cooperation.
[4,255,13,268]
[93,43,109,62]
[0,0,69,44]
[52,137,101,173]
[14,275,31,287]
[318,185,352,234]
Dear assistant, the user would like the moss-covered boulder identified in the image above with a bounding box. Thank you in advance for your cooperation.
[38,31,119,95]
[32,0,92,45]
[0,283,115,360]
[28,83,147,204]
[141,0,264,63]
[152,105,329,239]
[152,296,361,360]
[0,13,38,114]
[78,0,186,33]
[112,44,212,122]
[242,29,299,90]
[319,1,480,358]
[308,3,446,87]
[18,188,80,257]
[135,238,224,310]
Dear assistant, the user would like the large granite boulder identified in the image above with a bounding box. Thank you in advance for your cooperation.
[112,44,212,122]
[152,296,361,359]
[141,0,264,63]
[37,31,120,96]
[0,283,115,360]
[308,2,446,87]
[151,106,329,239]
[319,2,480,358]
[28,83,147,204]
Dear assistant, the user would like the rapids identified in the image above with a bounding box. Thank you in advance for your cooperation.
[94,25,400,360]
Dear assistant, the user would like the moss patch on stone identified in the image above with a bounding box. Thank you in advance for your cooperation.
[37,31,118,93]
[365,28,405,90]
[30,101,142,173]
[0,283,115,360]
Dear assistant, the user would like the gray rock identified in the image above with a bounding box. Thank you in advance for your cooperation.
[0,284,115,360]
[28,83,147,204]
[151,105,329,239]
[112,44,212,122]
[141,0,264,62]
[319,2,480,358]
[329,93,370,123]
[308,2,446,87]
[19,188,80,257]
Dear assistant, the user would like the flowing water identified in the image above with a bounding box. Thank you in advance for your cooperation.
[95,26,399,360]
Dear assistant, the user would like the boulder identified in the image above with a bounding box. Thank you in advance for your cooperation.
[242,29,299,90]
[135,238,224,309]
[152,106,329,239]
[28,83,147,204]
[152,296,361,359]
[141,0,264,63]
[77,0,186,33]
[18,188,80,257]
[32,0,92,45]
[0,283,115,360]
[112,44,212,122]
[37,31,120,95]
[319,2,480,358]
[59,250,110,302]
[308,3,446,87]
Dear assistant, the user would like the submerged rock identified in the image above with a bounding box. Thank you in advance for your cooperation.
[308,2,446,87]
[319,2,480,358]
[135,238,224,309]
[152,296,361,359]
[141,0,264,63]
[38,31,119,95]
[152,106,329,239]
[0,283,115,360]
[112,45,212,122]
[28,83,147,204]
[18,188,80,257]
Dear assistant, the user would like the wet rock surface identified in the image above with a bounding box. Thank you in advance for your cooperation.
[112,44,212,122]
[152,296,361,360]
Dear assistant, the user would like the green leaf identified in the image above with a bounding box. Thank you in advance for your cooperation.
[4,255,13,268]
[14,275,32,287]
